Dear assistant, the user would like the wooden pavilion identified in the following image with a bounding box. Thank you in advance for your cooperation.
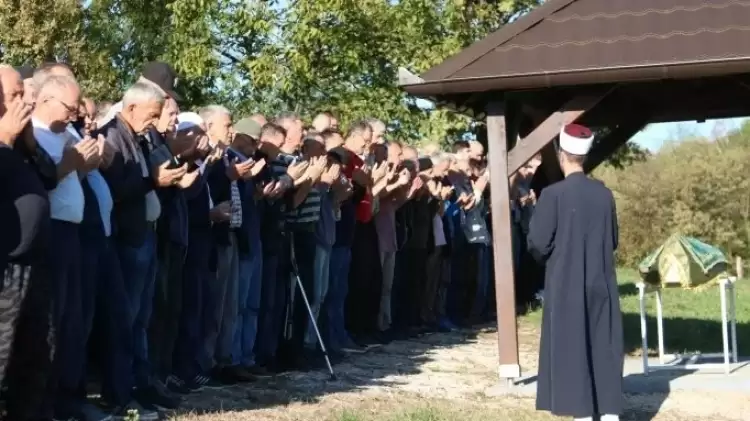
[400,0,750,382]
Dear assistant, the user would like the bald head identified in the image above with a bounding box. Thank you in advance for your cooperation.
[312,113,331,132]
[250,114,267,126]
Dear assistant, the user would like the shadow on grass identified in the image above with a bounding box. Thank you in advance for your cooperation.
[622,311,749,421]
[618,282,639,298]
[169,326,494,417]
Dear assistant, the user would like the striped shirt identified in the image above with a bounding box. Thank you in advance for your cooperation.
[287,184,322,224]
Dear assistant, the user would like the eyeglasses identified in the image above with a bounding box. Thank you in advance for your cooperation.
[51,97,79,116]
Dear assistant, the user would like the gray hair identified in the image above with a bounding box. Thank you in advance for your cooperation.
[366,118,385,132]
[36,74,79,97]
[122,81,166,107]
[430,152,451,167]
[198,104,232,122]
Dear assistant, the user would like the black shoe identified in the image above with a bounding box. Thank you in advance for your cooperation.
[134,383,181,411]
[245,365,273,378]
[220,366,257,383]
[165,375,192,395]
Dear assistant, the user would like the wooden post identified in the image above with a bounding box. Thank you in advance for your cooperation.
[486,100,521,381]
[736,256,743,279]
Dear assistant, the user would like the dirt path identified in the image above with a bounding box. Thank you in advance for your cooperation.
[174,324,749,421]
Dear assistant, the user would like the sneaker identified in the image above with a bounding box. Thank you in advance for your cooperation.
[134,383,181,411]
[165,374,192,395]
[111,401,158,421]
[191,374,224,390]
[340,339,367,354]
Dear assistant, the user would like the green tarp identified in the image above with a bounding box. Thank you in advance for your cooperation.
[638,234,729,289]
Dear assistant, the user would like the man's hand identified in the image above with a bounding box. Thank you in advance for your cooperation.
[321,163,341,185]
[99,135,115,169]
[261,180,277,197]
[0,98,32,146]
[440,184,454,200]
[228,158,255,181]
[75,136,101,171]
[246,158,266,179]
[305,156,327,183]
[371,161,388,183]
[473,171,489,194]
[155,161,188,187]
[407,175,424,199]
[352,167,370,187]
[395,169,411,187]
[269,179,287,198]
[332,176,353,201]
[176,169,200,189]
[203,144,223,165]
[210,201,232,221]
[287,160,310,180]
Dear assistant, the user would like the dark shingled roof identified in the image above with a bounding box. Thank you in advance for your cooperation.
[405,0,750,95]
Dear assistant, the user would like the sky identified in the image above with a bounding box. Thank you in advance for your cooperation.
[630,118,748,152]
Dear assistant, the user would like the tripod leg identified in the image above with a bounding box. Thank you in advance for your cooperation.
[293,273,337,379]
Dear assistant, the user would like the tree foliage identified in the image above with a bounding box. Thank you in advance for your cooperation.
[594,120,750,266]
[0,0,541,143]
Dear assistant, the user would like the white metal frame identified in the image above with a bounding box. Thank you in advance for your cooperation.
[637,277,740,375]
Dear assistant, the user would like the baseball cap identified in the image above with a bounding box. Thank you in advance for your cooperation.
[176,112,204,132]
[14,65,35,80]
[141,61,182,102]
[234,117,262,140]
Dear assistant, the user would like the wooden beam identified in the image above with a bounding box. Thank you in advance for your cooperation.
[584,117,650,173]
[486,100,521,381]
[507,92,611,176]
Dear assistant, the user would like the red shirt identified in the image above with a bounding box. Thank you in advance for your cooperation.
[343,151,373,223]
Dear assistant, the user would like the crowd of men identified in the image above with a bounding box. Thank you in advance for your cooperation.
[0,61,543,421]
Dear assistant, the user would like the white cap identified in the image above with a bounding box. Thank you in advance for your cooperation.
[558,123,594,156]
[176,112,204,132]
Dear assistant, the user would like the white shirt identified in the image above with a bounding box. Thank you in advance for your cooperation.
[32,118,85,223]
[67,126,114,236]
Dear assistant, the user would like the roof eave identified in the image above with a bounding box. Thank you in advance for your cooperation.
[402,58,750,99]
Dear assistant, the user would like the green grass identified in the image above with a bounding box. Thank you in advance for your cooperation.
[522,268,750,356]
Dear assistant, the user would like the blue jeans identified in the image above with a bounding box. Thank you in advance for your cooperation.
[232,251,263,367]
[323,246,352,351]
[117,229,157,388]
[305,245,331,348]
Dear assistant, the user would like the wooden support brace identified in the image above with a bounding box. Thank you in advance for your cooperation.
[506,92,611,176]
[584,116,650,173]
[486,100,521,380]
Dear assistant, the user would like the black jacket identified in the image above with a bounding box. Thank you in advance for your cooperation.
[96,116,157,247]
[207,158,249,254]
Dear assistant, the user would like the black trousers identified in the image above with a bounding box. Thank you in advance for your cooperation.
[2,263,53,421]
[392,247,427,329]
[345,222,382,335]
[149,240,186,379]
